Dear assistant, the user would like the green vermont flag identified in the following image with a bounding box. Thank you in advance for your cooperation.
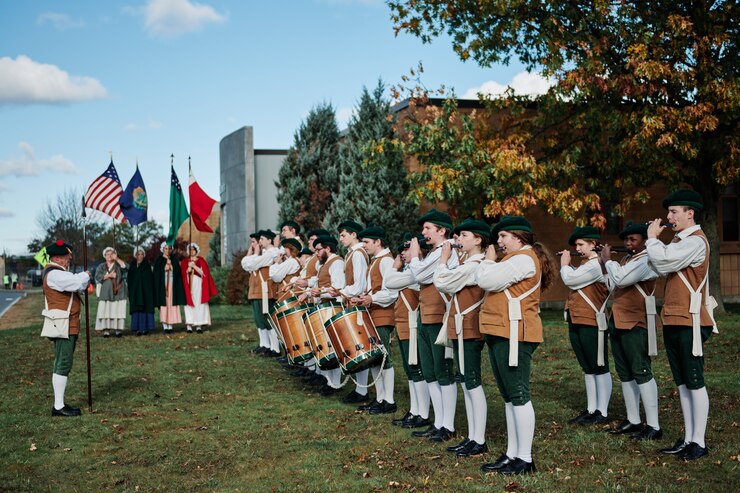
[166,165,190,245]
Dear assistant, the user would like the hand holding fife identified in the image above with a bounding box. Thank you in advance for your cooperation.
[598,244,611,264]
[559,250,571,266]
[647,218,665,239]
[485,244,497,262]
[408,238,421,259]
[393,255,404,270]
[440,242,452,264]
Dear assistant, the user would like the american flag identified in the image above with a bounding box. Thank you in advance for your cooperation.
[84,160,126,223]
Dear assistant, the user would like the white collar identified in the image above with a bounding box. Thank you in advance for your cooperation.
[676,224,701,239]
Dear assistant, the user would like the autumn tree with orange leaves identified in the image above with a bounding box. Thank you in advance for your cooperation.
[387,1,738,309]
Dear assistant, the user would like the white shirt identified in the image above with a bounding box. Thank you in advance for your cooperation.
[45,263,90,292]
[434,252,485,294]
[408,239,460,284]
[385,267,419,292]
[269,257,300,283]
[315,254,346,299]
[366,249,398,307]
[476,246,536,292]
[240,247,280,273]
[604,251,658,290]
[646,224,706,276]
[339,243,368,298]
[560,256,606,290]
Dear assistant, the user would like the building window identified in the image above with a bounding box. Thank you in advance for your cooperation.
[721,184,739,242]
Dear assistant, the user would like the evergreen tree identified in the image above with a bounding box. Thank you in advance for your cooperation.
[276,103,340,230]
[206,223,221,266]
[325,80,417,247]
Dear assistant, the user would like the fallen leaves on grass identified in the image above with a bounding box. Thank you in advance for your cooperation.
[504,481,520,491]
[20,378,34,386]
[29,443,37,451]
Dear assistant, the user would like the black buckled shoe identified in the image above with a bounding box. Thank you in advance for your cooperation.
[369,401,397,415]
[446,437,471,453]
[568,409,591,424]
[680,442,709,461]
[342,390,370,404]
[392,411,413,426]
[607,419,643,435]
[498,458,536,475]
[402,415,431,429]
[579,410,609,426]
[319,384,339,396]
[659,439,689,455]
[51,405,82,417]
[481,453,514,472]
[411,425,438,438]
[429,427,456,442]
[457,441,487,457]
[631,425,663,441]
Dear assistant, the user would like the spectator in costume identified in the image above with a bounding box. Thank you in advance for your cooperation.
[128,247,155,335]
[181,243,218,333]
[95,247,128,337]
[153,242,186,334]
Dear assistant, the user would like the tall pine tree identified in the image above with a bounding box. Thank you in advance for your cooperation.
[276,103,340,230]
[325,80,417,247]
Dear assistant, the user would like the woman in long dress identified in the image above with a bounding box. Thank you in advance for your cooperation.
[180,243,218,333]
[153,242,186,333]
[128,247,155,335]
[95,246,128,337]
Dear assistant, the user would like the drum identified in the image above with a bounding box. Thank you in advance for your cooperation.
[325,306,385,374]
[268,296,302,345]
[275,287,298,304]
[276,304,312,364]
[303,301,343,370]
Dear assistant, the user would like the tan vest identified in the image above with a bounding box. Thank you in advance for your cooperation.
[43,266,81,336]
[318,256,343,289]
[394,288,419,340]
[344,247,369,287]
[446,259,484,340]
[662,229,713,327]
[367,252,395,327]
[565,257,609,326]
[247,271,260,300]
[305,254,319,279]
[479,249,543,343]
[611,251,657,330]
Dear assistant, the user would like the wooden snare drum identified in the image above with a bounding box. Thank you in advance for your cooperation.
[275,304,312,364]
[324,306,385,374]
[303,301,343,370]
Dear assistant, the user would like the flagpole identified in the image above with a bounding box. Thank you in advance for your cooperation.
[188,156,192,248]
[81,196,93,411]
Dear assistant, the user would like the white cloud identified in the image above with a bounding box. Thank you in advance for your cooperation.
[0,55,107,105]
[0,142,80,177]
[0,209,13,218]
[336,106,355,129]
[37,12,85,30]
[144,0,226,38]
[462,71,554,99]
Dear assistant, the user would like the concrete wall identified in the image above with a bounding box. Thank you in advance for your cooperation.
[219,126,287,265]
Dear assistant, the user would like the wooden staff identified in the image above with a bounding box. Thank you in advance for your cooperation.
[81,196,93,411]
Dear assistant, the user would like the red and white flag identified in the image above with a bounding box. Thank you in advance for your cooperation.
[84,160,126,223]
[189,170,216,232]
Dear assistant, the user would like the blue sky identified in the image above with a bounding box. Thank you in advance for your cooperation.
[0,0,548,255]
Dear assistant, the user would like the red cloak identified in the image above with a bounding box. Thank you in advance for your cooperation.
[180,256,218,306]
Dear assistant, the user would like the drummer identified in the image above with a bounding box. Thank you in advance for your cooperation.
[351,225,398,414]
[434,218,489,457]
[241,230,281,357]
[305,235,346,396]
[406,209,459,442]
[336,220,371,405]
[385,233,432,429]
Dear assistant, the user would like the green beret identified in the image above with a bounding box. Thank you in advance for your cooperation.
[359,225,386,240]
[299,247,313,256]
[258,229,276,240]
[337,220,364,234]
[453,218,490,238]
[47,239,73,256]
[279,220,301,234]
[662,189,703,211]
[249,231,260,240]
[281,238,302,252]
[568,225,601,246]
[490,216,532,238]
[618,221,648,239]
[313,235,338,249]
[417,208,452,230]
[306,228,330,238]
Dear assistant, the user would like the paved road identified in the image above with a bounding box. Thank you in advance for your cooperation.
[0,291,27,319]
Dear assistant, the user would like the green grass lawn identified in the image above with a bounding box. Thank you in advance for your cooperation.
[1,293,738,492]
